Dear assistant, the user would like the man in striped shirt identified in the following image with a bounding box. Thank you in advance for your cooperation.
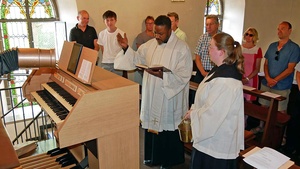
[190,15,221,106]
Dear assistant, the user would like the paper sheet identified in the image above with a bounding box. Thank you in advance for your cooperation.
[243,85,256,91]
[78,59,92,83]
[261,91,281,98]
[243,147,292,169]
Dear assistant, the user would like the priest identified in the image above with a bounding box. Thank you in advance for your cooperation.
[115,15,192,169]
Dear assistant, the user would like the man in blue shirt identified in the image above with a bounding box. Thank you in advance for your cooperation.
[252,21,300,134]
[260,21,300,113]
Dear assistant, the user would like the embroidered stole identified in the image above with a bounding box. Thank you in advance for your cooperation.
[144,36,178,133]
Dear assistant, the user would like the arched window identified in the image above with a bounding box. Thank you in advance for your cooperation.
[0,0,65,51]
[0,0,66,99]
[204,0,223,32]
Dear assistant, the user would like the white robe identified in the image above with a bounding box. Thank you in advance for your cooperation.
[114,32,193,132]
[190,70,244,159]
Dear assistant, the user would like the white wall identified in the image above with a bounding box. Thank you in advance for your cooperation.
[244,0,300,55]
[68,0,206,56]
[55,0,300,57]
[55,0,300,80]
[243,0,300,73]
[222,0,245,43]
[56,0,78,37]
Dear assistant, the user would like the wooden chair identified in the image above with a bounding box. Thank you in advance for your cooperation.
[0,120,76,169]
[0,120,20,169]
[244,130,255,147]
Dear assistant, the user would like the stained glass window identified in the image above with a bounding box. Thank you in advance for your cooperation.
[1,0,55,19]
[0,0,65,93]
[205,0,222,15]
[204,0,223,31]
[0,0,59,50]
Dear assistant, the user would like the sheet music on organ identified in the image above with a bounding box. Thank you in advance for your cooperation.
[58,41,98,85]
[78,59,92,83]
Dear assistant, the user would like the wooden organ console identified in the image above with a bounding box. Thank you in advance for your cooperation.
[21,41,140,169]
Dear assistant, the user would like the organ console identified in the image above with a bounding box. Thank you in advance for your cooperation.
[21,41,140,168]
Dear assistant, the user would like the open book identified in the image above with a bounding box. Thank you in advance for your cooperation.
[135,64,171,72]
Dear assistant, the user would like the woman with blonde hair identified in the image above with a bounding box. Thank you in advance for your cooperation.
[242,27,263,101]
[242,27,263,131]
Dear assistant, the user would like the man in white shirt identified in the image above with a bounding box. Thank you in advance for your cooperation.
[97,10,124,76]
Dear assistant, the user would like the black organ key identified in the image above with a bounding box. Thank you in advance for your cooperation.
[36,90,69,120]
[47,82,77,106]
[46,148,78,167]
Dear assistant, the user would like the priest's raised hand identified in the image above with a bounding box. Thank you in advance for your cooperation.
[117,33,128,49]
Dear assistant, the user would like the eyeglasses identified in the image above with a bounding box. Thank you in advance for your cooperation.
[245,33,254,37]
[275,51,279,61]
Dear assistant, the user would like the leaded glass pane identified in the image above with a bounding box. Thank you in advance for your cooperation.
[205,0,222,15]
[0,0,26,19]
[204,0,223,33]
[32,22,55,48]
[29,0,55,18]
[1,22,29,48]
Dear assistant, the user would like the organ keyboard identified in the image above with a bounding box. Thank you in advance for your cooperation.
[22,41,140,169]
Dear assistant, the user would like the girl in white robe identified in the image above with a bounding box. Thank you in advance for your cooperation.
[185,32,245,169]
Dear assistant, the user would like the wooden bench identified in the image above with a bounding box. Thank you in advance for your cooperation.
[243,87,290,148]
[244,130,255,147]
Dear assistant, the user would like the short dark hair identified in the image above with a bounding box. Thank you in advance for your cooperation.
[281,21,292,29]
[206,15,219,24]
[103,10,117,20]
[144,16,154,23]
[154,15,171,30]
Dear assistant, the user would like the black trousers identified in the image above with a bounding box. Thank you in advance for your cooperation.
[190,147,237,169]
[286,84,300,152]
[144,129,185,167]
